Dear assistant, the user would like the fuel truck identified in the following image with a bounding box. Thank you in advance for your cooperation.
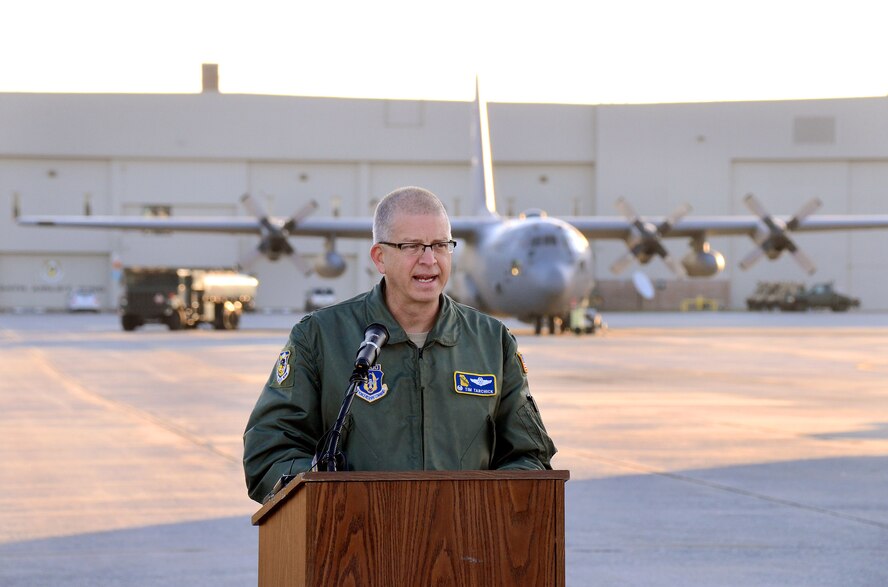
[120,268,258,331]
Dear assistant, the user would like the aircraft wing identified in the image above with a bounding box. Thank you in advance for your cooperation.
[20,212,888,240]
[15,214,375,238]
[15,212,506,241]
[264,217,372,238]
[450,216,501,239]
[562,214,888,239]
[761,215,888,233]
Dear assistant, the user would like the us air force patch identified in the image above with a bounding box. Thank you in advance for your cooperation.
[275,350,291,384]
[516,351,529,374]
[356,365,388,403]
[454,371,497,396]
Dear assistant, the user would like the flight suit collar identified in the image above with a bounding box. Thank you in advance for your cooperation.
[366,279,460,348]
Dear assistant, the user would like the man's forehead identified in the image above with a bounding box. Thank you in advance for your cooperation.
[389,212,451,239]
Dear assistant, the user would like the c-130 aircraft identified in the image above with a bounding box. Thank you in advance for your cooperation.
[16,81,888,334]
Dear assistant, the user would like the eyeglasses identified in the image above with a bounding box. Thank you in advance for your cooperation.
[378,240,457,256]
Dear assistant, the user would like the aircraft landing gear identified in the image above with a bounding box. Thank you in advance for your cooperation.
[533,315,566,335]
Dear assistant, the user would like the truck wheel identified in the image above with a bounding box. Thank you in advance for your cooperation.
[214,302,241,330]
[213,303,225,330]
[167,311,183,331]
[121,314,139,331]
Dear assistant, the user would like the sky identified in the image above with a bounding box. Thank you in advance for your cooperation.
[1,0,885,104]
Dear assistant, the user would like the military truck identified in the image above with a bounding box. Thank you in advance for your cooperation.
[778,282,860,312]
[746,281,803,311]
[119,268,259,331]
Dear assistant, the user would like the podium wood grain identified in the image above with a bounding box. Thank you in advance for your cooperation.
[253,470,568,587]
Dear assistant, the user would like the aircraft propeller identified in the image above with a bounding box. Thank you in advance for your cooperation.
[738,193,821,274]
[238,193,319,273]
[610,197,692,275]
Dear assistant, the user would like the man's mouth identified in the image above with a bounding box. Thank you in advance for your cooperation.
[414,275,437,283]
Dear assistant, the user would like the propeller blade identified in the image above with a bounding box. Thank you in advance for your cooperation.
[790,248,817,275]
[660,202,692,233]
[240,193,268,219]
[610,251,637,275]
[240,193,280,237]
[738,246,767,271]
[283,200,319,232]
[286,251,314,276]
[786,197,823,230]
[237,247,265,271]
[614,196,639,220]
[743,193,770,218]
[662,254,687,277]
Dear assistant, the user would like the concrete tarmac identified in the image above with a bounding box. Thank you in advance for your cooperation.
[1,311,886,586]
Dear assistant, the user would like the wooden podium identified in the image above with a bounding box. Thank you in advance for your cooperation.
[251,470,569,586]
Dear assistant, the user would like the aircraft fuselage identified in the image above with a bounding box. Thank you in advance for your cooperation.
[449,215,596,323]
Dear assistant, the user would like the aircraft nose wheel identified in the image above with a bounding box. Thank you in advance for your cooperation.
[533,315,564,335]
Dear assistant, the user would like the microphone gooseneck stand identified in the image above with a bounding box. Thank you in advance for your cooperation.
[311,322,390,472]
[311,365,369,471]
[266,323,389,501]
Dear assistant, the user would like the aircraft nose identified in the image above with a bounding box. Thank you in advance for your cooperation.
[527,262,570,301]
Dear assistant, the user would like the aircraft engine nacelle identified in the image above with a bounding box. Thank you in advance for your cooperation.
[314,251,347,278]
[681,247,726,277]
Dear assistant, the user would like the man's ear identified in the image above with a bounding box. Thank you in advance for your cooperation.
[370,243,386,274]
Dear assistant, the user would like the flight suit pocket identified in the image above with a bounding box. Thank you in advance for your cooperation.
[517,397,548,450]
[460,415,494,469]
[342,414,381,471]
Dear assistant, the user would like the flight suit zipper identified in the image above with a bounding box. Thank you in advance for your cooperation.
[414,343,426,468]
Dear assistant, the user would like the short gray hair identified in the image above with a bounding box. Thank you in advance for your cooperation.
[372,186,450,243]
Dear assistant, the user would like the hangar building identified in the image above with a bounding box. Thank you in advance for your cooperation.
[2,76,887,312]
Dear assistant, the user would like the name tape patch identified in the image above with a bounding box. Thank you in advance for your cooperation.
[454,371,497,396]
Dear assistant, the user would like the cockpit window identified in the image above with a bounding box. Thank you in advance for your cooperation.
[530,235,558,247]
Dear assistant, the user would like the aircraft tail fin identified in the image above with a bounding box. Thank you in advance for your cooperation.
[471,77,497,217]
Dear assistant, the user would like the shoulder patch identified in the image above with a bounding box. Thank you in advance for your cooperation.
[275,349,292,384]
[454,371,497,396]
[516,351,529,374]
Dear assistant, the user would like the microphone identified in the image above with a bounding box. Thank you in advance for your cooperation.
[354,323,390,369]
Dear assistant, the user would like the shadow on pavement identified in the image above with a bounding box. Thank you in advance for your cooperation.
[1,456,886,587]
[566,455,888,586]
[0,516,257,587]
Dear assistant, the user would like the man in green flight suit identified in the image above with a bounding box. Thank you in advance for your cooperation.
[243,186,557,503]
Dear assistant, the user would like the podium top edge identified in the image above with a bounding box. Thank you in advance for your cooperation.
[303,469,571,482]
[252,469,570,525]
